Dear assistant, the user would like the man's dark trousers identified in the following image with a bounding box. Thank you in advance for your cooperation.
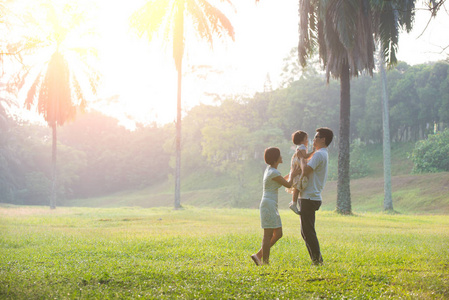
[299,198,323,264]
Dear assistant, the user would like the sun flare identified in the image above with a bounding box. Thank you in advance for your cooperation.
[13,0,179,127]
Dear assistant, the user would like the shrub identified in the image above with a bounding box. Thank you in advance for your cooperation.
[411,129,449,173]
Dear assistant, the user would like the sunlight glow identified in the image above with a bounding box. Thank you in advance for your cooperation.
[11,0,299,127]
[10,0,449,129]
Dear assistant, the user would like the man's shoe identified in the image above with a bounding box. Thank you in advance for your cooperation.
[312,255,323,266]
[289,201,300,215]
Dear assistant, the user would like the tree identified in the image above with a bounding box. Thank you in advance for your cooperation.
[379,50,393,211]
[10,1,99,209]
[376,0,415,211]
[297,0,415,214]
[130,0,235,209]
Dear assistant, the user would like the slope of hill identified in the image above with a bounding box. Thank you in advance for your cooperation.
[67,143,449,214]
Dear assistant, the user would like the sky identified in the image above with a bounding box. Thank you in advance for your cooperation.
[8,0,449,128]
[93,0,301,128]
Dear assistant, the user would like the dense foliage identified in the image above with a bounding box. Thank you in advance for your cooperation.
[0,112,170,204]
[411,129,449,173]
[1,60,448,205]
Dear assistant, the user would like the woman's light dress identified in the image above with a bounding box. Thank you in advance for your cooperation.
[259,166,283,229]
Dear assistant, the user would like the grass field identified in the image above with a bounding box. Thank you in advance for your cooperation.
[1,205,448,299]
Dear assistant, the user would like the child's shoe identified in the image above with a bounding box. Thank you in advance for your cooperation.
[289,201,300,215]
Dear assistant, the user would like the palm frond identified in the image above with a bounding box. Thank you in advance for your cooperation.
[298,0,417,79]
[323,1,347,80]
[67,46,101,95]
[378,1,398,65]
[332,0,359,50]
[71,74,87,115]
[351,0,374,76]
[38,51,75,127]
[187,1,214,47]
[7,66,30,96]
[24,70,43,109]
[69,46,99,60]
[317,20,327,67]
[130,0,172,43]
[194,0,235,46]
[298,0,326,68]
[372,0,415,67]
[214,0,236,12]
[397,0,415,32]
[298,0,312,67]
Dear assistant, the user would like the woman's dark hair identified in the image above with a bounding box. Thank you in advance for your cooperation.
[292,130,307,145]
[316,127,334,146]
[264,147,281,165]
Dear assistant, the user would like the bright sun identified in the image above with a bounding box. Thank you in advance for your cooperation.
[89,0,180,127]
[15,0,180,128]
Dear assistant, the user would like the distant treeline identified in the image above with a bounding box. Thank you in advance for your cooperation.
[1,60,448,205]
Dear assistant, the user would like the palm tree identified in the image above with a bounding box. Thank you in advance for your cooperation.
[130,0,235,209]
[375,1,414,212]
[379,50,393,211]
[10,1,99,209]
[297,0,415,214]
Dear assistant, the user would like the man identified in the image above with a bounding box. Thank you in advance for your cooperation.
[300,127,333,265]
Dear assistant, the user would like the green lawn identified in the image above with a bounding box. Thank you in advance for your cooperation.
[1,206,448,299]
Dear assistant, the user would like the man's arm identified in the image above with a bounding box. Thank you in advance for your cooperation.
[303,151,322,177]
[303,152,323,176]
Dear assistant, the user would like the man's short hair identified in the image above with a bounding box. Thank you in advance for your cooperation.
[316,127,333,146]
[264,147,281,165]
[292,130,307,145]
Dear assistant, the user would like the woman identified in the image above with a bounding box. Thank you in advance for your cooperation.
[251,147,300,266]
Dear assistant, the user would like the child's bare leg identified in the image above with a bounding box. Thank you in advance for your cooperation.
[289,188,300,214]
[292,188,299,204]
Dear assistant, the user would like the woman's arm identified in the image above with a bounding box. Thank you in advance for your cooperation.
[273,175,294,188]
[273,165,301,188]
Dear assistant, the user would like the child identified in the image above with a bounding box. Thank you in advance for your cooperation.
[251,147,300,266]
[285,130,315,215]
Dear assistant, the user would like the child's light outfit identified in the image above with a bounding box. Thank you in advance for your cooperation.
[285,144,308,194]
[259,166,283,229]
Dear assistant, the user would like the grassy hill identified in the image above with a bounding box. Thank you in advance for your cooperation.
[68,143,449,214]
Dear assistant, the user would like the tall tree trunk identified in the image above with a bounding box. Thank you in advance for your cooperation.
[50,125,57,209]
[174,65,182,209]
[337,60,352,214]
[379,52,393,211]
